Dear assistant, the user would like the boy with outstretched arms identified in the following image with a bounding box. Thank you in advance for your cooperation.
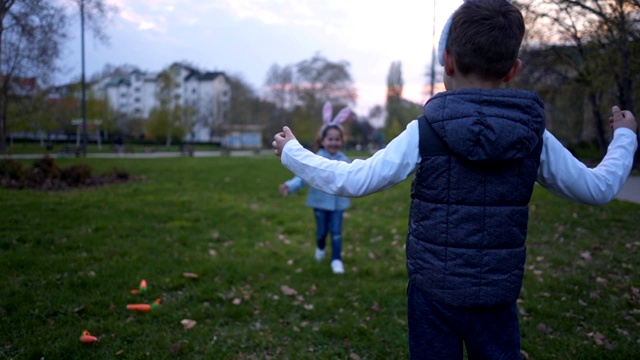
[273,0,637,358]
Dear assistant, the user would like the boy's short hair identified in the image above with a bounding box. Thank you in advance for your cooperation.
[446,0,525,81]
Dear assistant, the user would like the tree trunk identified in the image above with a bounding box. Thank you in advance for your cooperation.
[0,4,5,153]
[587,92,608,157]
[0,85,8,152]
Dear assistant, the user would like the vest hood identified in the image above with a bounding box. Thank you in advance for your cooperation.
[423,89,545,161]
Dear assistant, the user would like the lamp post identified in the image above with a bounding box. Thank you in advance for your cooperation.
[80,0,87,157]
[429,0,437,98]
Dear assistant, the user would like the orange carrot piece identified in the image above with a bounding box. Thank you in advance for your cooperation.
[80,330,98,343]
[126,304,151,312]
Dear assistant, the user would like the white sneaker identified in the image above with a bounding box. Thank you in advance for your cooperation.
[331,259,345,274]
[315,248,325,261]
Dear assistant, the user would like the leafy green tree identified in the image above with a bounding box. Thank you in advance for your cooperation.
[147,66,184,147]
[227,73,256,127]
[384,61,421,141]
[385,61,404,140]
[86,90,114,138]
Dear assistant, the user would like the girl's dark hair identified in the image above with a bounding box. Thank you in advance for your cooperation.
[313,124,344,153]
[447,0,525,80]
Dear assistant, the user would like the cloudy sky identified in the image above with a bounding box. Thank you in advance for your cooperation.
[61,0,463,121]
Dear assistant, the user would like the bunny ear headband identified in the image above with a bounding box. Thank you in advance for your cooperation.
[322,101,351,127]
[437,0,513,66]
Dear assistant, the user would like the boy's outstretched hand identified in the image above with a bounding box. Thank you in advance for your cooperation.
[610,106,638,133]
[272,126,297,157]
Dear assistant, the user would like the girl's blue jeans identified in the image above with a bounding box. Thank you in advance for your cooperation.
[407,279,522,360]
[313,209,343,261]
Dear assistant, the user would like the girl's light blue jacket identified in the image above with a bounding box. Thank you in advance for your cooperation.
[284,148,351,211]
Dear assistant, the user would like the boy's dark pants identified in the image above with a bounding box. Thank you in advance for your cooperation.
[407,280,522,360]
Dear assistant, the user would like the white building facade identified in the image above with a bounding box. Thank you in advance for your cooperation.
[100,63,230,142]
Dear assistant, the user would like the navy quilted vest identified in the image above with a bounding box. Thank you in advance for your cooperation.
[407,89,546,307]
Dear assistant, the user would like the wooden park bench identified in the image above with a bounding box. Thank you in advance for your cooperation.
[180,144,194,157]
[57,146,81,157]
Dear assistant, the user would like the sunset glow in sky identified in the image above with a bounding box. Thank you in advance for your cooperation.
[62,0,463,122]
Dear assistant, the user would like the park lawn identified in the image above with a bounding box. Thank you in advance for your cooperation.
[0,156,638,359]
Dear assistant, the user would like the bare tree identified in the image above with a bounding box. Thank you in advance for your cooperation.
[264,64,294,111]
[1,0,65,151]
[263,53,357,144]
[0,0,116,152]
[294,52,357,115]
[515,0,640,155]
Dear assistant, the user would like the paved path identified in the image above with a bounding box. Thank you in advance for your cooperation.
[2,151,639,204]
[616,176,640,204]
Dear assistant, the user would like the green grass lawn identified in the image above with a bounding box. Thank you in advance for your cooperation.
[1,156,638,359]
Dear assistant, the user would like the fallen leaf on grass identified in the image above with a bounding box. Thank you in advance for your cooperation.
[537,322,552,334]
[209,249,217,257]
[580,251,592,261]
[586,332,610,347]
[181,319,197,330]
[232,298,242,305]
[169,342,182,353]
[281,285,298,296]
[350,353,361,360]
[616,328,631,337]
[309,284,317,295]
[74,306,84,313]
[183,272,199,279]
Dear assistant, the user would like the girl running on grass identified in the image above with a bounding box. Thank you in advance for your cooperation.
[278,101,352,274]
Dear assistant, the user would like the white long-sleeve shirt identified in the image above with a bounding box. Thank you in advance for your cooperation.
[281,120,638,206]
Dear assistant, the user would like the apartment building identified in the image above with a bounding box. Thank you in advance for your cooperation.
[101,63,230,142]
